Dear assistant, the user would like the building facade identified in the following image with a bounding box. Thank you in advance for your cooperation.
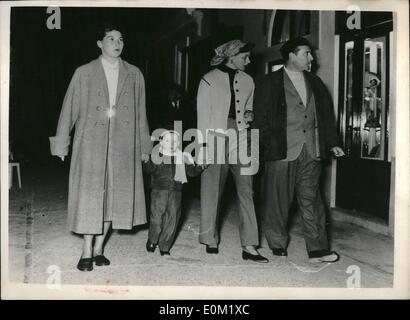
[145,9,396,235]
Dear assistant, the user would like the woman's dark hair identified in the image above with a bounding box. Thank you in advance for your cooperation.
[280,37,312,61]
[96,24,123,41]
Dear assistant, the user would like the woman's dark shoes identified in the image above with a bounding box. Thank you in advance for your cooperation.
[77,257,93,271]
[271,248,288,257]
[160,251,170,256]
[146,240,157,253]
[93,255,110,266]
[242,251,269,263]
[206,245,219,254]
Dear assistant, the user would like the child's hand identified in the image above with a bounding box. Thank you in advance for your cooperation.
[141,154,150,163]
[200,164,210,170]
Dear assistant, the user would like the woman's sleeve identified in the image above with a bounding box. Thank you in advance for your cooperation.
[196,77,212,144]
[49,69,81,157]
[245,78,255,112]
[137,71,153,155]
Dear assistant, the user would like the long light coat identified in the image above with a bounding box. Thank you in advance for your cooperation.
[50,57,152,234]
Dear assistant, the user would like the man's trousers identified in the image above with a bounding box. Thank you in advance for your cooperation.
[262,145,329,252]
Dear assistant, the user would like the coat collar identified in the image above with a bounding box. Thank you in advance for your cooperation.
[92,56,132,105]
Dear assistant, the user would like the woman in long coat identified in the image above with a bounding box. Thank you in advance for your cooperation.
[50,26,152,271]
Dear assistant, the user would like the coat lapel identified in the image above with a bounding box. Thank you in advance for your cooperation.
[303,71,313,107]
[93,57,110,108]
[115,59,130,105]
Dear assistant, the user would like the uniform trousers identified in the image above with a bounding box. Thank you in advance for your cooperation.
[199,119,259,247]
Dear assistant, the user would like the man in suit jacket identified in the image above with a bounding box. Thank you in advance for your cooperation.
[254,37,345,263]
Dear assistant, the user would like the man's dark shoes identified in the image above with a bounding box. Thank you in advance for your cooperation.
[160,251,170,256]
[94,255,110,266]
[206,245,219,254]
[242,251,269,263]
[146,240,157,253]
[308,250,340,263]
[77,257,93,271]
[272,248,288,257]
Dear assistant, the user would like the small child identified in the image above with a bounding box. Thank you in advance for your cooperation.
[143,130,205,255]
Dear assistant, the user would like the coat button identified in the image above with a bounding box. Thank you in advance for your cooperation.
[235,81,238,84]
[97,91,102,96]
[122,106,128,110]
[303,130,306,133]
[237,110,240,113]
[236,89,239,92]
[305,115,308,119]
[238,121,242,124]
[123,120,129,126]
[124,91,128,95]
[96,106,102,111]
[236,100,240,103]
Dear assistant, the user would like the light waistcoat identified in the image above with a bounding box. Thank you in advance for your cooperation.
[282,71,319,161]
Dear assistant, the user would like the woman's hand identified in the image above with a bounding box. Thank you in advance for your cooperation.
[141,154,150,163]
[244,110,254,124]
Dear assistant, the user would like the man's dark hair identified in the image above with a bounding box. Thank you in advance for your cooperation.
[280,37,313,61]
[96,24,123,41]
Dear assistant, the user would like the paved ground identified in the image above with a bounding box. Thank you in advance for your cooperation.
[7,163,393,290]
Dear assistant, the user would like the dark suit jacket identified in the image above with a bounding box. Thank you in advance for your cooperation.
[254,68,340,162]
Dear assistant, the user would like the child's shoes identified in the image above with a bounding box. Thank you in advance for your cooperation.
[146,240,157,253]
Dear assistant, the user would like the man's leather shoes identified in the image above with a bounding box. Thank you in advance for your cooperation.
[272,248,288,257]
[308,250,339,263]
[77,257,93,271]
[94,255,110,266]
[160,251,170,256]
[242,251,269,263]
[146,240,157,253]
[206,245,219,254]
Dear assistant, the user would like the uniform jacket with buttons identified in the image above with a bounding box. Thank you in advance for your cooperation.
[254,68,340,162]
[197,68,254,136]
[197,68,257,166]
[49,56,152,234]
